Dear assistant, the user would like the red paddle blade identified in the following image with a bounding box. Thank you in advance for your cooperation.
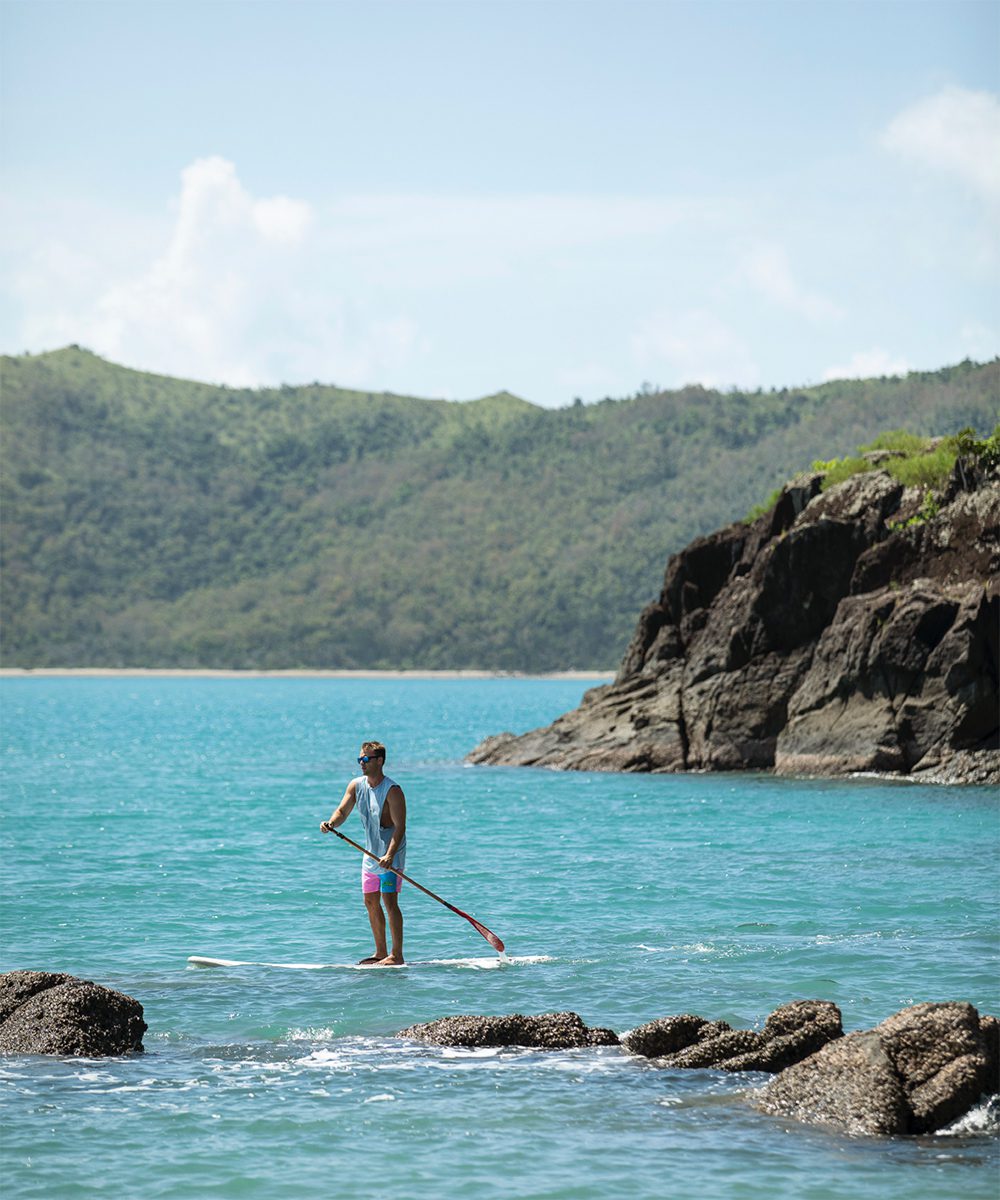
[465,915,504,953]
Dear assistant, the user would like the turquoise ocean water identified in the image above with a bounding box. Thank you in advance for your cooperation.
[1,676,997,1199]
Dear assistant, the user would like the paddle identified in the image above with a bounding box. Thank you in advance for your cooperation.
[325,826,505,953]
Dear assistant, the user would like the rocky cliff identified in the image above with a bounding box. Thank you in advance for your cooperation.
[469,453,999,783]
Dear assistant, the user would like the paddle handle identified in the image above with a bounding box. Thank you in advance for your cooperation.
[326,825,505,952]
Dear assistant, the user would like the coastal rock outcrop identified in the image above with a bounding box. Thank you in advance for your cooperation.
[397,1001,996,1135]
[754,1001,998,1135]
[0,970,146,1056]
[467,456,999,783]
[622,1000,843,1072]
[397,1011,619,1049]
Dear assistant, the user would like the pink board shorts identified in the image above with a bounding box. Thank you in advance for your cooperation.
[362,870,403,895]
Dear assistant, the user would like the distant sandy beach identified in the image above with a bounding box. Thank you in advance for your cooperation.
[0,667,614,681]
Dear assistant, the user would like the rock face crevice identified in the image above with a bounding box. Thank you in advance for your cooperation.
[468,460,1000,783]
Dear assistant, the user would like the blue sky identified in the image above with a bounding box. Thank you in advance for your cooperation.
[2,0,997,405]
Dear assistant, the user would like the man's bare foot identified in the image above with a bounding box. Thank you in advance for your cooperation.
[357,955,384,965]
[374,953,405,966]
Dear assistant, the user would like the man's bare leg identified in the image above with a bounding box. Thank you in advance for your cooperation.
[376,892,404,964]
[361,892,389,964]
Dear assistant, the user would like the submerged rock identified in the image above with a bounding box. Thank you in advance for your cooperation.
[397,1011,619,1049]
[0,970,146,1056]
[622,1000,842,1073]
[467,458,999,783]
[754,1001,998,1135]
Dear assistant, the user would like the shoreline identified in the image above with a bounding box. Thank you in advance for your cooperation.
[0,667,614,681]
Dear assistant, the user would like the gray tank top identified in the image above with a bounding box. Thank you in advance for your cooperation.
[354,774,406,875]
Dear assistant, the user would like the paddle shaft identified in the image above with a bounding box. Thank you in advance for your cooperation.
[327,825,505,952]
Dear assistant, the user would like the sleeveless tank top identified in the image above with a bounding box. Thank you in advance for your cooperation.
[354,774,406,876]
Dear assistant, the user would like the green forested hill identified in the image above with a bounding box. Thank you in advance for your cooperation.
[2,346,997,670]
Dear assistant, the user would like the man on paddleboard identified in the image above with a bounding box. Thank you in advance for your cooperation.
[320,741,407,966]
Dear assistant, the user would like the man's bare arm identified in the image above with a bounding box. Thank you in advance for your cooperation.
[320,780,357,832]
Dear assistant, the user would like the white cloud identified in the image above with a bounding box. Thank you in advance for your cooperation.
[316,193,721,292]
[15,157,424,388]
[736,243,843,323]
[631,309,760,390]
[9,165,730,390]
[554,362,627,401]
[325,194,703,252]
[958,321,999,360]
[86,157,316,384]
[252,195,314,244]
[882,86,1000,201]
[161,157,312,267]
[821,348,911,382]
[10,154,988,401]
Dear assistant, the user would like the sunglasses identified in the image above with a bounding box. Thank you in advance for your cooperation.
[357,754,381,764]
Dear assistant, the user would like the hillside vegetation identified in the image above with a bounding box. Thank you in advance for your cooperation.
[2,347,997,670]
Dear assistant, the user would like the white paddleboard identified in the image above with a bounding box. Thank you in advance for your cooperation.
[187,954,550,971]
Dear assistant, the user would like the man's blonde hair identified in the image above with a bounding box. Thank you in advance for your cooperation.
[361,740,386,760]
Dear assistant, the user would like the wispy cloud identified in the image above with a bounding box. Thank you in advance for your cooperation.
[882,86,1000,201]
[958,321,999,360]
[631,309,760,390]
[9,159,731,391]
[554,362,627,401]
[821,348,910,382]
[7,142,992,400]
[735,243,843,323]
[15,158,427,388]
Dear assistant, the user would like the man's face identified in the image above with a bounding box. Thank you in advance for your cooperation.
[358,749,382,778]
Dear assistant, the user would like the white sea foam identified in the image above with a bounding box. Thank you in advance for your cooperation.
[938,1096,1000,1137]
[635,940,720,956]
[292,1039,412,1069]
[421,1046,626,1074]
[813,931,888,945]
[419,954,555,969]
[549,1052,626,1075]
[290,1049,346,1068]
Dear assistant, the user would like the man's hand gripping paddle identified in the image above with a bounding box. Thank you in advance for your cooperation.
[327,826,505,953]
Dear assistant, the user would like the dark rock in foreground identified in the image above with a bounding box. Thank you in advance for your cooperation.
[468,459,999,783]
[622,999,843,1073]
[399,999,997,1135]
[0,970,146,1056]
[397,1011,619,1049]
[754,1001,997,1135]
